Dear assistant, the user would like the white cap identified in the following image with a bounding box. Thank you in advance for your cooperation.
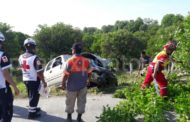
[24,38,36,46]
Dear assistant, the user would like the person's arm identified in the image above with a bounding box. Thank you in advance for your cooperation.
[1,53,19,95]
[34,57,47,87]
[152,61,161,78]
[37,71,47,87]
[62,61,71,90]
[62,74,69,90]
[2,69,19,95]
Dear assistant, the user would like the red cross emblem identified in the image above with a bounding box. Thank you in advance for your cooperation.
[21,60,30,71]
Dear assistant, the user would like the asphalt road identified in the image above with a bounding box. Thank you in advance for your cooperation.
[12,94,121,122]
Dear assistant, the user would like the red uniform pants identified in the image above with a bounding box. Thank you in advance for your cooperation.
[141,65,168,96]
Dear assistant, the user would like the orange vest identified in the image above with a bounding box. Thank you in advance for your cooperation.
[64,55,92,75]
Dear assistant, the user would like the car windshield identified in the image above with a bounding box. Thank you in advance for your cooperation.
[46,60,53,71]
[63,55,71,61]
[52,57,62,67]
[90,59,98,67]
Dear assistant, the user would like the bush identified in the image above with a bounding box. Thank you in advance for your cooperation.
[16,82,27,98]
[97,78,190,122]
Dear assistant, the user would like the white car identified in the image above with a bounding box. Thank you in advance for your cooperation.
[44,54,71,87]
[44,53,117,88]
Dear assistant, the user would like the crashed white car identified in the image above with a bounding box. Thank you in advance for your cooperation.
[44,54,71,86]
[44,53,117,87]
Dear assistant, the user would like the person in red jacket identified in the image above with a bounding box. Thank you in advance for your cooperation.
[141,41,177,96]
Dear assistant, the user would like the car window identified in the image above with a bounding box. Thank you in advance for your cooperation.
[90,59,98,67]
[63,55,71,62]
[46,60,53,71]
[52,57,62,68]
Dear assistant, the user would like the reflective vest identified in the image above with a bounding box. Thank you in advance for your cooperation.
[0,51,6,89]
[19,54,37,81]
[151,50,170,70]
[64,55,91,75]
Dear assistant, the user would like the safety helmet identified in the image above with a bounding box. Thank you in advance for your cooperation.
[163,41,177,51]
[24,38,36,47]
[0,32,5,42]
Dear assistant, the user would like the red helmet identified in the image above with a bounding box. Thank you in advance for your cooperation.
[163,41,177,50]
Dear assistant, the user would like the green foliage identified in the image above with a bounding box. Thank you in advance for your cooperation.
[161,14,184,27]
[100,30,144,70]
[34,23,82,59]
[90,32,104,55]
[168,82,190,121]
[97,75,190,122]
[97,104,136,122]
[82,33,95,52]
[146,25,180,56]
[174,13,190,73]
[0,22,29,57]
[16,82,27,98]
[83,27,98,34]
[114,18,145,33]
[101,25,114,33]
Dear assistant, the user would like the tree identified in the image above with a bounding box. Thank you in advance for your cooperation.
[101,25,114,33]
[34,23,82,59]
[161,14,184,27]
[83,27,98,34]
[100,30,144,70]
[0,22,29,57]
[82,33,94,52]
[175,13,190,73]
[114,20,129,30]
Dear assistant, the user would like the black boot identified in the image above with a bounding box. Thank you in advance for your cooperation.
[77,114,83,122]
[28,112,41,119]
[35,107,41,113]
[67,113,72,122]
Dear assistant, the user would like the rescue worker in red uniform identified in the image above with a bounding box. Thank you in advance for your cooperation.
[0,32,19,122]
[18,38,47,119]
[62,42,92,122]
[141,41,177,96]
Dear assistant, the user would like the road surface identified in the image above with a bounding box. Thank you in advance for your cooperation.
[12,94,121,122]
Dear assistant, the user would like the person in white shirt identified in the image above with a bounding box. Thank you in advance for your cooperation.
[0,32,19,122]
[18,38,47,119]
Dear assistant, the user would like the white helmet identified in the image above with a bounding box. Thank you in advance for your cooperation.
[24,38,36,46]
[0,32,5,42]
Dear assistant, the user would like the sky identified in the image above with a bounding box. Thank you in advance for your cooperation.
[0,0,189,36]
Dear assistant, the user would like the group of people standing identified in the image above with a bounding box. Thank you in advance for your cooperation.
[0,30,178,122]
[0,32,91,122]
[0,32,48,122]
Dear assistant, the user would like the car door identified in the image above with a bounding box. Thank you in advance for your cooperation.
[48,56,64,86]
[44,59,54,86]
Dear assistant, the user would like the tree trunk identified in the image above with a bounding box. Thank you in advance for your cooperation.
[117,58,123,71]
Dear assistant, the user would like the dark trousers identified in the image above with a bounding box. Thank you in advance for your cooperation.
[24,80,40,113]
[0,86,13,122]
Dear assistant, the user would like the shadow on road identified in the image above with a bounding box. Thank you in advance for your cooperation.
[13,106,71,122]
